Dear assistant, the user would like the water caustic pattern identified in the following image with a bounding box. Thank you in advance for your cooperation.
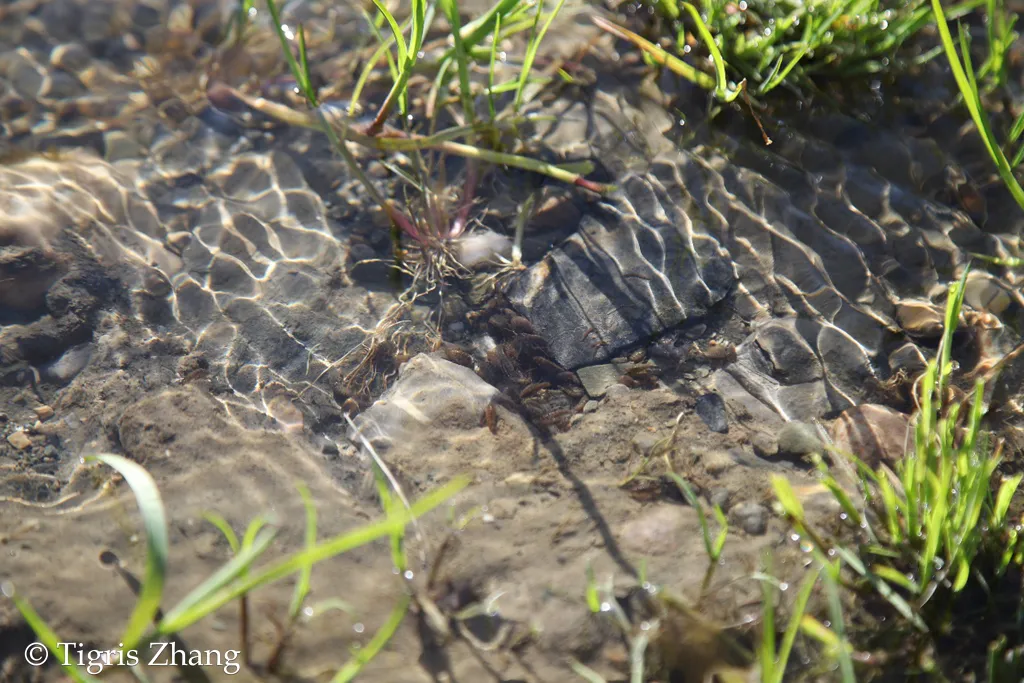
[512,93,1024,423]
[0,0,388,430]
[3,0,1024,436]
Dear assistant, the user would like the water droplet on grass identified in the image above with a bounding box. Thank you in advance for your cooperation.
[354,622,365,633]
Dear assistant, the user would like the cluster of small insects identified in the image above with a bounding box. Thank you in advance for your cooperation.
[443,296,586,433]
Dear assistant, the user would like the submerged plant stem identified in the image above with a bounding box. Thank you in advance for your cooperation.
[225,87,613,194]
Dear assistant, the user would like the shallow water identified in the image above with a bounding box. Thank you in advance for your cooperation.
[2,0,1024,680]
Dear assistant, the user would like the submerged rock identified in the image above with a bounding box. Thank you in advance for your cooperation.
[577,363,623,398]
[829,404,910,469]
[350,353,501,452]
[730,501,769,536]
[507,169,735,369]
[695,393,728,434]
[776,421,823,459]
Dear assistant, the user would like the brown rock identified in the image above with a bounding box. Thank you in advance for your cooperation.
[895,301,944,339]
[7,430,32,450]
[830,404,911,469]
[33,404,54,421]
[619,504,697,556]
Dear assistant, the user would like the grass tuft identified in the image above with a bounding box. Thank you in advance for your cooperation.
[5,454,468,679]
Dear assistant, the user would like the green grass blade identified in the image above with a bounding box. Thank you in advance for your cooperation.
[3,584,99,682]
[833,547,928,631]
[369,0,407,66]
[241,514,273,550]
[629,630,649,683]
[457,0,525,54]
[666,472,714,559]
[202,512,240,554]
[711,504,729,558]
[487,13,502,124]
[289,483,317,619]
[158,526,277,631]
[350,11,400,116]
[514,0,567,112]
[159,476,467,633]
[265,0,316,106]
[332,594,411,682]
[1010,109,1024,143]
[585,562,601,612]
[591,16,716,90]
[87,454,169,651]
[932,0,1024,211]
[771,564,822,683]
[822,562,857,683]
[770,474,806,523]
[759,560,777,682]
[820,476,865,528]
[993,474,1023,528]
[569,658,608,683]
[937,266,969,409]
[872,564,921,593]
[680,2,742,102]
[439,0,476,126]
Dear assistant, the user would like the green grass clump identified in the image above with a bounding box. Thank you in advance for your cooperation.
[771,267,1024,678]
[932,0,1024,213]
[597,0,984,99]
[3,453,467,681]
[252,0,609,271]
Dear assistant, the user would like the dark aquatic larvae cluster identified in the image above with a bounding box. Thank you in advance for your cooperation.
[441,295,588,432]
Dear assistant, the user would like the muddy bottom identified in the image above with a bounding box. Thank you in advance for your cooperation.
[2,0,1024,681]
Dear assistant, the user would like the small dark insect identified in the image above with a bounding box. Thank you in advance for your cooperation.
[342,397,360,416]
[487,314,512,338]
[532,356,565,377]
[502,341,519,360]
[538,409,571,431]
[442,344,474,368]
[483,346,518,382]
[466,298,501,326]
[333,383,352,405]
[509,315,535,334]
[620,364,659,389]
[563,385,585,400]
[621,477,663,502]
[628,349,647,363]
[481,403,499,434]
[514,333,550,358]
[555,371,581,387]
[519,382,551,399]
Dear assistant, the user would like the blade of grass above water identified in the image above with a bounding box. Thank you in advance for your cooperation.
[932,0,1024,212]
[87,454,169,652]
[514,0,568,112]
[157,475,468,634]
[4,584,99,683]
